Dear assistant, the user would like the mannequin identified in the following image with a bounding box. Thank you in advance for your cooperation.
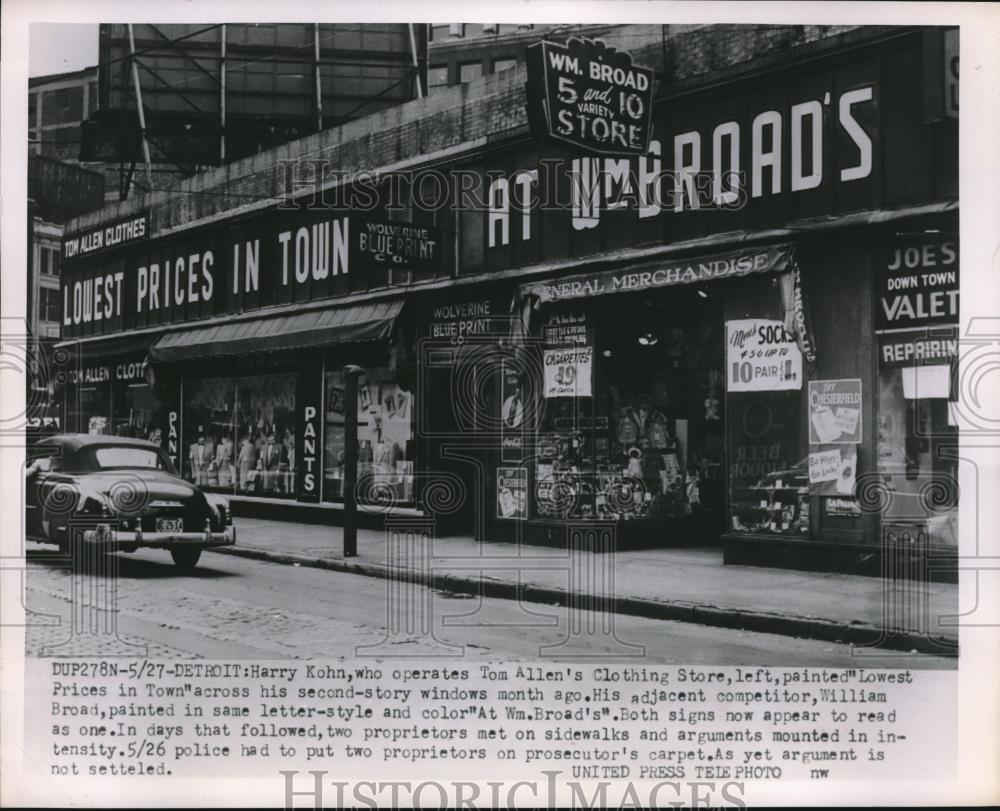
[216,434,234,487]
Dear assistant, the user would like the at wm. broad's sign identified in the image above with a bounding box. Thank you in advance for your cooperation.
[527,38,654,156]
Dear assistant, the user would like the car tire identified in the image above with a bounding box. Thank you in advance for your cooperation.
[170,547,202,572]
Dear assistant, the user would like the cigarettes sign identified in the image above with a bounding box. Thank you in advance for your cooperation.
[527,38,654,155]
[543,347,593,398]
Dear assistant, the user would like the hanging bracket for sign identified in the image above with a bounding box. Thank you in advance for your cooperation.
[526,38,655,156]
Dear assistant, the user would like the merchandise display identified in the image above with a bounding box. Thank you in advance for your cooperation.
[529,294,726,523]
[182,372,297,497]
[324,366,415,505]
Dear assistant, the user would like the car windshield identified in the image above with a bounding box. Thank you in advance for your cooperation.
[92,446,167,470]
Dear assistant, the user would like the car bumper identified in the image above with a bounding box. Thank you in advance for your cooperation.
[82,524,236,550]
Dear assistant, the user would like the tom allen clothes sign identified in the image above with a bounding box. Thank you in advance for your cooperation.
[63,212,149,260]
[527,38,655,156]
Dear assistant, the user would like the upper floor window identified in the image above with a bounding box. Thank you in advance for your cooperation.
[459,61,482,83]
[428,65,450,89]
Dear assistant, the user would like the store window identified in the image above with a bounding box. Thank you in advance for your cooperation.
[111,380,161,441]
[724,275,810,538]
[492,58,518,74]
[459,62,482,83]
[877,364,958,546]
[428,64,450,90]
[72,385,111,435]
[531,289,726,522]
[324,366,414,506]
[182,372,297,497]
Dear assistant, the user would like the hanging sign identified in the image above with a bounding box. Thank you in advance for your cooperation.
[808,379,863,444]
[526,37,655,155]
[725,319,803,392]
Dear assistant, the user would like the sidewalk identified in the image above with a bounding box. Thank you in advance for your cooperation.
[208,518,959,655]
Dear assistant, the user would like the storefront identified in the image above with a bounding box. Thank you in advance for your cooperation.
[459,26,959,568]
[57,202,443,512]
[55,25,958,573]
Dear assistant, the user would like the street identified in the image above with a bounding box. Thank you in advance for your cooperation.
[22,544,954,667]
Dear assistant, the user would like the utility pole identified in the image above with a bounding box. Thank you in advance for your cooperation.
[342,364,364,557]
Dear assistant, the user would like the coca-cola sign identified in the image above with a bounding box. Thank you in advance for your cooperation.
[527,38,655,156]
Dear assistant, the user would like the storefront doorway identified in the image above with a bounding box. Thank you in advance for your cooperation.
[508,282,727,548]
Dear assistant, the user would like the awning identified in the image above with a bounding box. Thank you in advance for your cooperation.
[519,243,795,303]
[54,333,157,358]
[148,298,403,363]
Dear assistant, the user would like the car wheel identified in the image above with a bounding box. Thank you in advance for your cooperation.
[170,547,202,572]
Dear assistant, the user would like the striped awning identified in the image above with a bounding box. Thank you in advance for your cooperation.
[148,298,403,362]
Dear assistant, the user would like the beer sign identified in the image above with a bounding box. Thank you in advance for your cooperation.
[527,38,654,155]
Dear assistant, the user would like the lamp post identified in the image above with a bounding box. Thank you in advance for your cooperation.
[342,364,364,557]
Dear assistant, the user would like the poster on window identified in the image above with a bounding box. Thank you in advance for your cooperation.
[808,444,857,496]
[500,360,525,462]
[543,347,593,398]
[496,467,527,519]
[808,379,863,444]
[725,319,803,392]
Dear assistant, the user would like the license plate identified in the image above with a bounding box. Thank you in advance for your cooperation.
[156,518,183,533]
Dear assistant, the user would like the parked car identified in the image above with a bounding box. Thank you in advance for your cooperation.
[25,434,235,571]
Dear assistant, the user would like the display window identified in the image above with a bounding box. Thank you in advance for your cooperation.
[324,365,415,505]
[727,390,809,535]
[111,382,161,441]
[182,371,297,498]
[529,288,726,522]
[876,365,958,546]
[70,385,111,435]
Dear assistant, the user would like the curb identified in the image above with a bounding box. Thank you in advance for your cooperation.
[206,545,959,657]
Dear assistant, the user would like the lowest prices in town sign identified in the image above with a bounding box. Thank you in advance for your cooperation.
[527,38,654,155]
[726,319,803,392]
